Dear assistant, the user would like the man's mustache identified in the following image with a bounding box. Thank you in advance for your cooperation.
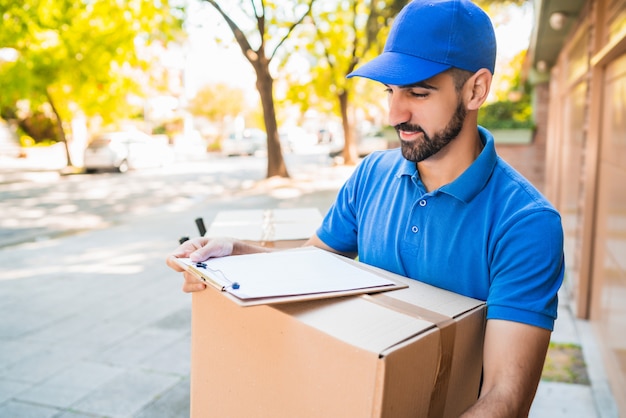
[394,123,424,134]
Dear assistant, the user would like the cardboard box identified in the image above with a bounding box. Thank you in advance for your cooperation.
[205,208,323,248]
[190,266,486,417]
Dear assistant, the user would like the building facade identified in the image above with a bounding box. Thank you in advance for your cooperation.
[526,0,626,413]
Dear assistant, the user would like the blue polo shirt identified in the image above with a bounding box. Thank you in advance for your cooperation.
[317,127,564,330]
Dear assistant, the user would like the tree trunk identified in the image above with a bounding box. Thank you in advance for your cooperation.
[338,90,358,165]
[255,63,289,178]
[46,89,73,167]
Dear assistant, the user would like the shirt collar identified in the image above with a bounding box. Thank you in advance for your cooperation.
[440,126,497,203]
[397,155,418,177]
[394,126,497,203]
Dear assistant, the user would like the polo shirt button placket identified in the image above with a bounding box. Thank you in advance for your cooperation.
[410,199,427,234]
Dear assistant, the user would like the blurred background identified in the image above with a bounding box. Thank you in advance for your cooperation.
[0,0,533,175]
[1,1,624,417]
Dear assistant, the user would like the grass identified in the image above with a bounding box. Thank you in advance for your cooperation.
[541,342,590,385]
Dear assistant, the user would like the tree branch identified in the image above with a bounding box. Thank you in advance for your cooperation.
[269,0,315,62]
[253,0,265,45]
[311,13,335,74]
[347,0,360,75]
[203,0,259,64]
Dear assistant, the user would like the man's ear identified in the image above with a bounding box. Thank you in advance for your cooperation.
[465,69,492,110]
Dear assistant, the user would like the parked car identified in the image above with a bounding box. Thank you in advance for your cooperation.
[83,130,171,173]
[328,130,389,158]
[221,129,266,157]
[279,127,318,153]
[357,130,389,157]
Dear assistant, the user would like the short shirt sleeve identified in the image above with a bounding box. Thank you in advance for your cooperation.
[316,164,362,254]
[486,209,564,330]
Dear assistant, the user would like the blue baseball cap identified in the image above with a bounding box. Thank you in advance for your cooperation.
[347,0,497,85]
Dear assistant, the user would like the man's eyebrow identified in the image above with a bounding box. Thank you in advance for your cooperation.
[385,81,438,90]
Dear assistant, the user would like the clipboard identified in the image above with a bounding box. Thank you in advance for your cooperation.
[175,247,407,306]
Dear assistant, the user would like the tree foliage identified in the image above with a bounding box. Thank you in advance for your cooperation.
[277,0,406,164]
[478,50,533,129]
[188,82,249,144]
[0,0,184,165]
[475,0,528,10]
[478,98,533,129]
[200,0,315,178]
[189,83,247,122]
[279,0,532,163]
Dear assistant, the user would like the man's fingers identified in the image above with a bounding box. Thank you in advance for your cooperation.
[182,271,206,293]
[165,255,185,272]
[182,281,207,293]
[166,237,234,293]
[189,238,234,262]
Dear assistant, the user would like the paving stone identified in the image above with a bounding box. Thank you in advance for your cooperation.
[0,399,60,418]
[530,382,598,417]
[139,337,191,376]
[52,410,102,418]
[96,329,185,368]
[1,347,82,384]
[20,313,104,346]
[104,293,190,336]
[0,303,68,339]
[0,339,41,369]
[0,379,31,403]
[134,378,190,418]
[60,320,139,353]
[149,307,191,332]
[70,369,180,418]
[15,361,124,409]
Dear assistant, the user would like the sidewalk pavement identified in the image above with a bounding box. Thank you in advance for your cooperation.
[0,144,72,187]
[0,158,620,417]
[531,292,620,417]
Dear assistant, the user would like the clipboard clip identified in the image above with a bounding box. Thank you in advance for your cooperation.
[193,262,240,290]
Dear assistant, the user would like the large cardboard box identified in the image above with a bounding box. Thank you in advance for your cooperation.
[190,265,486,417]
[205,208,322,248]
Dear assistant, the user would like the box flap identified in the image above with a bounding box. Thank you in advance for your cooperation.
[272,222,322,240]
[354,262,485,318]
[206,223,265,241]
[277,296,436,354]
[275,266,485,355]
[211,209,265,224]
[271,207,323,223]
[206,208,323,241]
[383,280,484,318]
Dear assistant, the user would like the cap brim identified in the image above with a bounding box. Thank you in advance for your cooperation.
[347,51,451,85]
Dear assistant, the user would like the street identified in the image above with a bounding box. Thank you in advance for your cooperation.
[0,150,354,417]
[0,150,346,249]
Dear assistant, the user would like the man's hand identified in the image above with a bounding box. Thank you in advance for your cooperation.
[166,236,274,293]
[166,237,236,293]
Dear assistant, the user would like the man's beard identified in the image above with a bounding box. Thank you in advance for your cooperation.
[395,99,467,163]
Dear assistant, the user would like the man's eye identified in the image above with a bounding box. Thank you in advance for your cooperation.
[410,91,429,98]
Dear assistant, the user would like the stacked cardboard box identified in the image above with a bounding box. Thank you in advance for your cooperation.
[204,208,322,248]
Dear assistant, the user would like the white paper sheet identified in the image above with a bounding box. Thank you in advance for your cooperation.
[176,247,396,301]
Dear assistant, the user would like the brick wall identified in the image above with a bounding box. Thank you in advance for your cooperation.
[494,82,550,193]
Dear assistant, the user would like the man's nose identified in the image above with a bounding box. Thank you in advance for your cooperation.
[387,94,411,128]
